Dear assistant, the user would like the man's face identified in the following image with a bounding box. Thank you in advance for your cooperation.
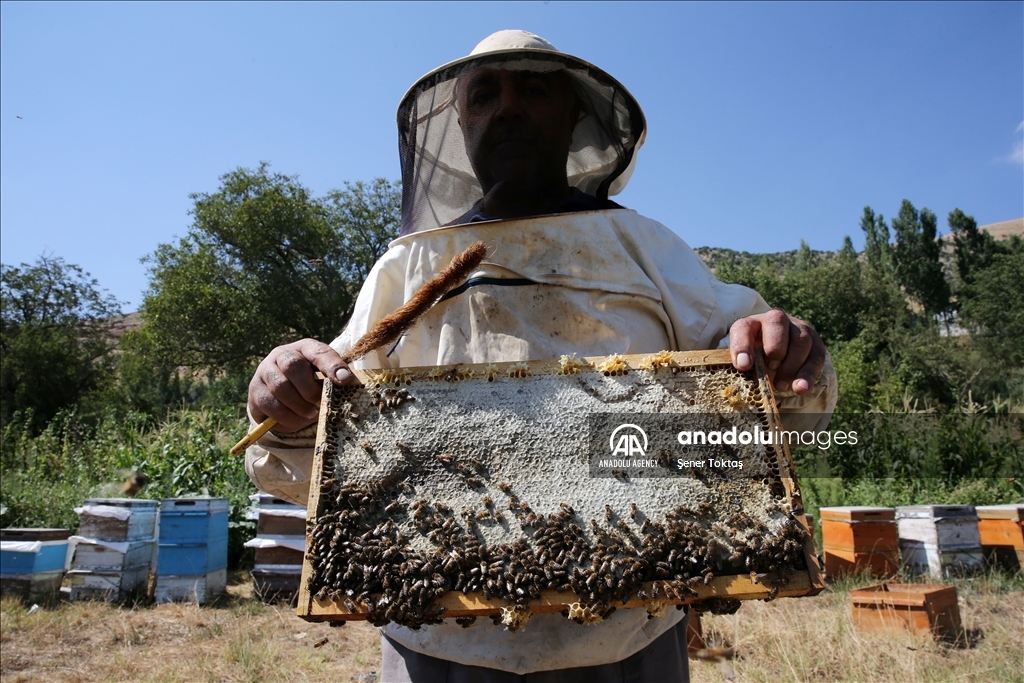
[457,67,579,196]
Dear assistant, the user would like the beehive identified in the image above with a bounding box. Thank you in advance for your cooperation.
[155,497,228,604]
[298,350,823,628]
[246,493,307,602]
[0,528,70,602]
[819,507,898,578]
[850,583,961,639]
[77,498,158,541]
[68,499,157,602]
[896,505,983,578]
[976,505,1024,572]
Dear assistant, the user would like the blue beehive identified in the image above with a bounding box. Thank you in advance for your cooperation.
[1,529,70,574]
[155,498,229,603]
[157,498,229,576]
[1,528,71,601]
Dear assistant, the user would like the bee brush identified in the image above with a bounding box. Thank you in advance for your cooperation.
[230,241,487,456]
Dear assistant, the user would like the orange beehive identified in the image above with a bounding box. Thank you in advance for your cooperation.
[820,507,899,578]
[850,583,961,639]
[976,505,1024,572]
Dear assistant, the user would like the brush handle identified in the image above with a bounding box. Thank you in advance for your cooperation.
[229,417,277,456]
[230,241,486,457]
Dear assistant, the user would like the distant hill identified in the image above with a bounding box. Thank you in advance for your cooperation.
[697,218,1022,274]
[979,217,1023,241]
[692,246,837,273]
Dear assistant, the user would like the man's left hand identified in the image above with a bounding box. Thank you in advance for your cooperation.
[729,310,825,395]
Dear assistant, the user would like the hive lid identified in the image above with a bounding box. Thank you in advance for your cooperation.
[255,493,304,510]
[0,528,71,542]
[849,582,957,608]
[895,505,977,520]
[160,497,229,513]
[975,505,1023,521]
[82,498,159,509]
[818,507,895,522]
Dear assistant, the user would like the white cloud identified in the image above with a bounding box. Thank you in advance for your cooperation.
[1009,121,1024,165]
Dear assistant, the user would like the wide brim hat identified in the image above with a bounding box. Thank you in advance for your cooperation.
[396,30,647,234]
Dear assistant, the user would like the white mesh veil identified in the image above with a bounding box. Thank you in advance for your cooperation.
[396,32,646,235]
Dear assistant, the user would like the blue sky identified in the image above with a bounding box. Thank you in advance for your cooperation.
[2,2,1021,309]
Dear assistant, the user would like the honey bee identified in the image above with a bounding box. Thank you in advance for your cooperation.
[361,441,374,453]
[604,505,614,522]
[692,647,737,680]
[497,481,512,494]
[693,646,735,662]
[481,495,492,508]
[629,503,639,520]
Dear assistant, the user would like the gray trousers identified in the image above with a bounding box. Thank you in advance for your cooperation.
[381,611,690,683]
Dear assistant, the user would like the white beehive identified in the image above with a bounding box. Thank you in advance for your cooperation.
[896,505,983,578]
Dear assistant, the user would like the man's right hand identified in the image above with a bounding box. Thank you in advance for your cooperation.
[248,339,353,434]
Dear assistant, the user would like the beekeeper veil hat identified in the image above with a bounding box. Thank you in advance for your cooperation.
[397,29,646,235]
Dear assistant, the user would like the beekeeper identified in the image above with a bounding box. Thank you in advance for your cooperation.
[245,30,836,681]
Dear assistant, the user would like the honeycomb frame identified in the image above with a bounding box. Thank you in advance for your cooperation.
[298,349,823,627]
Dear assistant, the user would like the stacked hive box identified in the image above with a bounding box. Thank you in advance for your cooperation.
[819,507,899,577]
[245,493,306,602]
[850,583,961,639]
[976,505,1024,572]
[67,499,157,602]
[155,497,228,603]
[0,528,71,602]
[896,505,983,578]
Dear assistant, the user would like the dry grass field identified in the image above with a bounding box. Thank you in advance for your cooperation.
[1,572,1021,682]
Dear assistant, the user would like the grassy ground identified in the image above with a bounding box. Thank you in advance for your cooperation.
[0,574,380,683]
[691,572,1024,683]
[1,572,1021,682]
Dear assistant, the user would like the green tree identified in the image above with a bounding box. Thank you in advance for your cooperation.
[0,255,123,432]
[137,165,401,374]
[890,200,950,318]
[860,206,892,274]
[958,247,1024,368]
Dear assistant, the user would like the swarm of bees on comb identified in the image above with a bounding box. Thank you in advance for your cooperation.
[300,350,819,630]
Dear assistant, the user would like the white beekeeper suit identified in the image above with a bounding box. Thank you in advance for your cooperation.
[246,30,836,678]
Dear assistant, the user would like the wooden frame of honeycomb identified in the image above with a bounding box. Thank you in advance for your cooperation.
[298,349,823,627]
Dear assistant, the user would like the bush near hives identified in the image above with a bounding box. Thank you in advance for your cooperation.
[0,407,258,569]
